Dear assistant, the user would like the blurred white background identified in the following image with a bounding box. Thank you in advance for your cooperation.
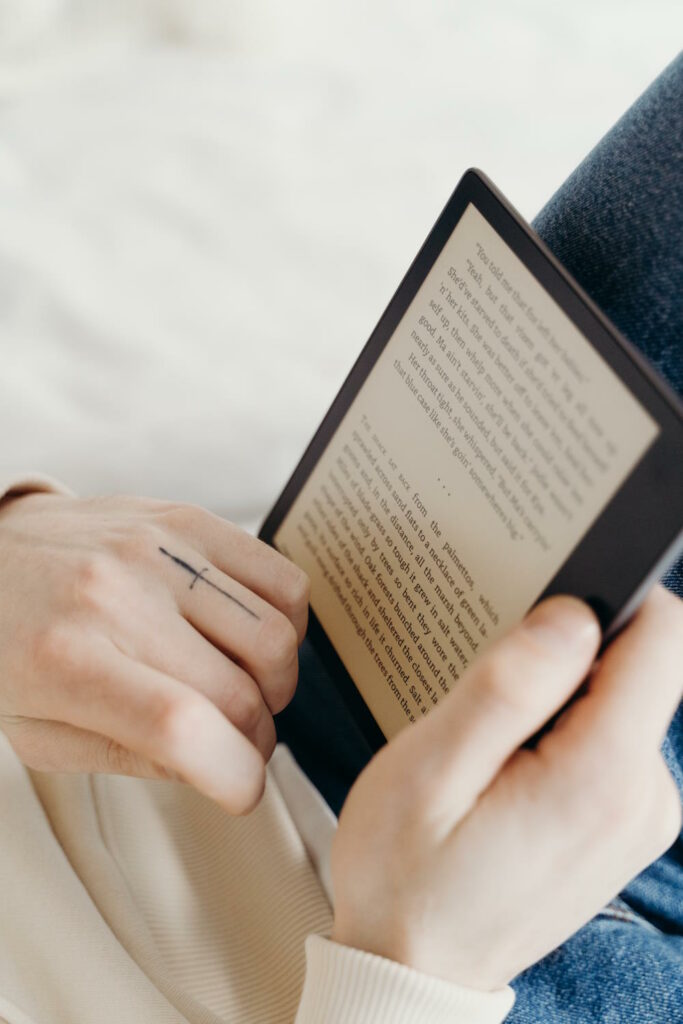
[1,1,680,529]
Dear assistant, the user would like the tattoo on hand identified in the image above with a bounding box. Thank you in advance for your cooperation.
[158,547,260,619]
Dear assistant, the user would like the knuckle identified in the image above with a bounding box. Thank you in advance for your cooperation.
[257,613,298,672]
[593,759,652,834]
[278,561,311,615]
[231,762,267,815]
[641,588,683,658]
[477,652,531,717]
[72,553,121,610]
[33,622,81,676]
[559,742,628,828]
[601,782,636,832]
[231,685,264,736]
[660,796,683,851]
[100,736,135,776]
[152,693,200,755]
[259,715,278,761]
[647,584,682,620]
[597,748,637,808]
[269,673,298,715]
[157,502,202,533]
[118,522,163,561]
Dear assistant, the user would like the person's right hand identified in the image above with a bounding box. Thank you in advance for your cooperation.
[331,587,683,990]
[0,490,310,813]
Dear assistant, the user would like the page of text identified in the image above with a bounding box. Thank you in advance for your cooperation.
[275,203,659,739]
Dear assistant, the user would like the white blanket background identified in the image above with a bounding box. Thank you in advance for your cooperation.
[0,1,680,531]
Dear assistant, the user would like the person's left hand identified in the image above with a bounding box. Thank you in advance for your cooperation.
[0,491,309,813]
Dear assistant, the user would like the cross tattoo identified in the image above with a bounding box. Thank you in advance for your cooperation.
[158,547,260,619]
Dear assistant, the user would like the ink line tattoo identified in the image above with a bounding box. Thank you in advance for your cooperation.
[158,547,260,619]
[190,567,209,590]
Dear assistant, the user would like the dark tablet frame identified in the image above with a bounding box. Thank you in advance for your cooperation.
[259,168,683,752]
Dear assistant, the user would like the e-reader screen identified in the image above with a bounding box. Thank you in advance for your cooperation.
[270,190,664,741]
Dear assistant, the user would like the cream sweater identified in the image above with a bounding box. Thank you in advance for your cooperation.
[0,475,515,1024]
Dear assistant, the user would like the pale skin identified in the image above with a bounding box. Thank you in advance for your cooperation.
[0,491,681,992]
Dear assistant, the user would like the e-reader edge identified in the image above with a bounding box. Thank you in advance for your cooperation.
[258,169,683,748]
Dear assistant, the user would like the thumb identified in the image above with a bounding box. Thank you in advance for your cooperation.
[408,595,601,823]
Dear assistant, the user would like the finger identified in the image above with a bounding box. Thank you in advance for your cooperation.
[40,636,266,814]
[156,540,299,714]
[408,596,601,819]
[160,619,278,760]
[158,504,310,642]
[3,716,172,780]
[555,586,683,757]
[122,608,277,761]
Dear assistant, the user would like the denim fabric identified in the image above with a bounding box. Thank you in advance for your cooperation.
[531,50,683,597]
[276,50,683,1022]
[507,52,683,1024]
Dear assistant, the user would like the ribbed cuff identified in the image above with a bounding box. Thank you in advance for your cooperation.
[295,935,514,1024]
[0,473,74,505]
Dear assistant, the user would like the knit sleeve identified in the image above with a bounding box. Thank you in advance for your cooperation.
[0,473,74,505]
[295,935,514,1024]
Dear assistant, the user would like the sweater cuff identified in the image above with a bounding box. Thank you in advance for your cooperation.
[0,473,74,505]
[295,935,514,1024]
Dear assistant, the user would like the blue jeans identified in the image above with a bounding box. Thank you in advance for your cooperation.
[276,51,683,1022]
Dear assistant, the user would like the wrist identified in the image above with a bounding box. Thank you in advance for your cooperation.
[330,916,511,993]
[297,935,515,1024]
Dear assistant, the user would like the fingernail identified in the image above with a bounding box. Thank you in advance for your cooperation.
[524,596,601,653]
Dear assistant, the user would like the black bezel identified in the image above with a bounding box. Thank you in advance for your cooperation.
[259,168,683,752]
